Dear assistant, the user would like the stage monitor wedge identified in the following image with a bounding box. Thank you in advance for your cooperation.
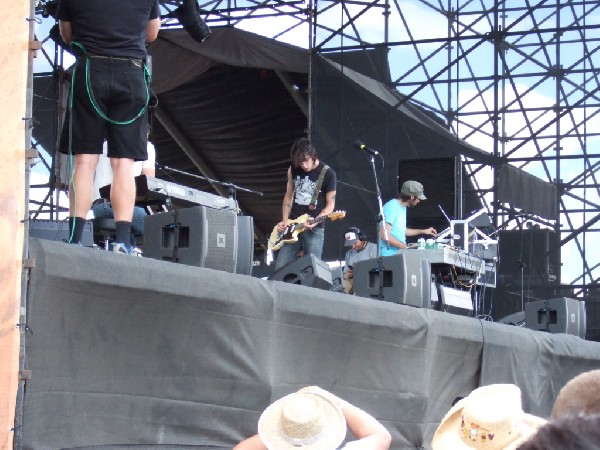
[268,254,332,291]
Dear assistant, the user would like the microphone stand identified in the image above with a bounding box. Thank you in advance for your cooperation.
[364,151,389,300]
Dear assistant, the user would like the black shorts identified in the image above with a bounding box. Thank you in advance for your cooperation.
[60,56,149,161]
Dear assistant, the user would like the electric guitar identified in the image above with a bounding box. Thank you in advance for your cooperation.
[268,211,346,251]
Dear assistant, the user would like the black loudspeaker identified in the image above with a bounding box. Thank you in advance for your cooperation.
[498,229,560,284]
[353,253,431,308]
[144,206,238,273]
[29,219,94,247]
[235,215,254,276]
[268,254,332,291]
[585,298,600,342]
[329,266,345,293]
[525,297,586,338]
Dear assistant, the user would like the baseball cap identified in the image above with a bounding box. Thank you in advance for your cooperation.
[344,230,359,246]
[401,180,426,200]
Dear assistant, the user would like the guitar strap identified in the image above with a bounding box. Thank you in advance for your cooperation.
[308,164,329,210]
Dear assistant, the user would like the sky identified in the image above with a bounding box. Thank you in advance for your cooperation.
[30,0,600,288]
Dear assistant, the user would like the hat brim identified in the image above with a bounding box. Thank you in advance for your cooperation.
[432,398,474,450]
[432,402,543,450]
[416,193,426,200]
[258,393,346,450]
[345,239,357,247]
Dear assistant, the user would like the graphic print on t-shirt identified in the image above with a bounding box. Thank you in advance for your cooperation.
[294,175,317,206]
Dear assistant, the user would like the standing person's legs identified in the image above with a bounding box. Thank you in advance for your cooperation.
[274,240,303,270]
[301,227,325,259]
[68,153,99,243]
[109,157,136,245]
[106,59,148,249]
[65,59,107,244]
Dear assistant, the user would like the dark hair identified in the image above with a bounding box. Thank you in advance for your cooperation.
[517,414,600,450]
[290,137,318,168]
[399,193,412,202]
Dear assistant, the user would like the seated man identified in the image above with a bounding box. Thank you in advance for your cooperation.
[92,140,155,248]
[343,227,378,294]
[234,386,391,450]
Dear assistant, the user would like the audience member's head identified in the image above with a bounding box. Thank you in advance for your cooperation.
[258,391,346,449]
[517,414,600,450]
[551,369,600,418]
[432,384,546,450]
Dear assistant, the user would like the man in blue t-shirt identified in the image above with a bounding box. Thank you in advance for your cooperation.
[378,180,437,256]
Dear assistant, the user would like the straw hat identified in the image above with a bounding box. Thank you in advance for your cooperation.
[432,384,545,450]
[258,392,347,450]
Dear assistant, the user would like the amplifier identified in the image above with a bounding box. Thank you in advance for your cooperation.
[29,219,94,247]
[353,253,431,308]
[144,206,238,273]
[525,297,586,338]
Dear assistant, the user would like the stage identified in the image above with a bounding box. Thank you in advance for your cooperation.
[19,238,600,449]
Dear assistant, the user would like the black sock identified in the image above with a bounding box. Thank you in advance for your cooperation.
[68,216,86,244]
[115,221,132,245]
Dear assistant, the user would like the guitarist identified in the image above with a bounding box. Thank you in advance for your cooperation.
[274,138,337,270]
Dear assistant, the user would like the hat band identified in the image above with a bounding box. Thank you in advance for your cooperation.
[278,426,325,446]
[460,416,499,446]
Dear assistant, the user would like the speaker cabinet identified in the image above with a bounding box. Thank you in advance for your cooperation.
[144,206,238,273]
[268,254,332,291]
[329,266,345,293]
[29,219,94,247]
[525,297,586,338]
[353,253,431,308]
[235,215,254,276]
[498,229,560,284]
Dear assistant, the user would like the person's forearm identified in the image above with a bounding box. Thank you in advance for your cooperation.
[343,403,392,450]
[318,192,336,217]
[406,227,436,237]
[380,226,407,249]
[406,228,425,237]
[281,197,292,222]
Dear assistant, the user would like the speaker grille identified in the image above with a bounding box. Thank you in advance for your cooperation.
[204,207,237,273]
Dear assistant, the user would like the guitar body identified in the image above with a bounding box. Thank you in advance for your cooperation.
[268,214,309,251]
[268,211,346,251]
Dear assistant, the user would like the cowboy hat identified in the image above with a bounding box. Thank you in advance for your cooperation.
[432,384,546,450]
[258,391,346,450]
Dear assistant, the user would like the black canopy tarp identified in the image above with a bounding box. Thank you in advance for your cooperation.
[311,58,491,258]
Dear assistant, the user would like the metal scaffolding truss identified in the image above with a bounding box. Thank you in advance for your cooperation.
[31,0,600,296]
[309,0,600,297]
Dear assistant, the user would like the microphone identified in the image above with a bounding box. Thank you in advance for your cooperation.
[353,140,380,156]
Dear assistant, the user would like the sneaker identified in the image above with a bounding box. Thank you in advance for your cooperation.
[112,242,142,257]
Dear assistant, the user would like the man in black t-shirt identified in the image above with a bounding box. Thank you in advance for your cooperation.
[274,138,337,270]
[57,0,160,255]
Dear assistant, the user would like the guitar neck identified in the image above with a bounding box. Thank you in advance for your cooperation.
[307,214,330,226]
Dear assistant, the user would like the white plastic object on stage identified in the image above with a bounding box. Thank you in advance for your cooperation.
[438,285,473,311]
